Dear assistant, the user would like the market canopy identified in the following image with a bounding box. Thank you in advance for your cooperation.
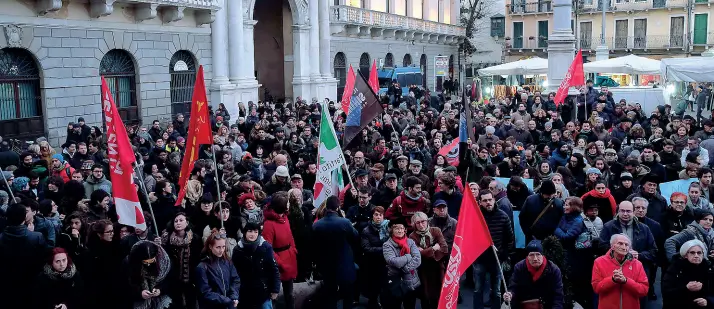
[583,54,661,75]
[478,57,548,76]
[661,57,714,82]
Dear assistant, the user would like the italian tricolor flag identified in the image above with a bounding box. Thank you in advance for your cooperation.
[313,103,346,208]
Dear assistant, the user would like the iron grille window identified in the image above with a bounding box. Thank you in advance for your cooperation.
[334,52,347,101]
[100,49,138,124]
[403,54,412,67]
[420,54,427,88]
[0,48,44,139]
[170,50,197,117]
[359,53,371,80]
[385,53,394,68]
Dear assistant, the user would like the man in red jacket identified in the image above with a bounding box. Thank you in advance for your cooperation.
[592,233,649,309]
[386,176,430,232]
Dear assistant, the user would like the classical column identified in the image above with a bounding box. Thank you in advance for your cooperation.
[546,0,576,92]
[243,20,258,82]
[228,0,245,83]
[309,0,321,79]
[293,24,312,99]
[318,0,332,78]
[210,0,229,86]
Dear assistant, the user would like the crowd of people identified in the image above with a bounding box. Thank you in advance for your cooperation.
[1,80,714,309]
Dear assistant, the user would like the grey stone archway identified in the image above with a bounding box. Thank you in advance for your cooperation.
[246,0,308,25]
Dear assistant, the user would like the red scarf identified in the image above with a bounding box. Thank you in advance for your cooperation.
[526,256,547,282]
[584,189,617,217]
[392,235,410,256]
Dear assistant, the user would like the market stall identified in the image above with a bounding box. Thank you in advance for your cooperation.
[584,54,661,87]
[660,57,714,82]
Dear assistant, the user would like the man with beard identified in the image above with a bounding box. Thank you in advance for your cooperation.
[527,120,541,145]
[496,116,514,139]
[69,142,90,170]
[350,151,368,171]
[49,154,74,183]
[498,150,523,178]
[546,130,563,153]
[520,180,564,241]
[83,163,113,199]
[627,174,668,225]
[64,122,87,147]
[521,149,541,170]
[511,103,532,123]
[508,120,534,146]
[13,152,36,179]
[373,173,399,208]
[658,139,682,181]
[385,176,430,232]
[681,136,710,167]
[401,160,429,193]
[640,144,667,183]
[576,122,598,143]
[460,145,491,183]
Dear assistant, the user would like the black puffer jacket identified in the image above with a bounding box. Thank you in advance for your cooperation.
[662,257,714,309]
[231,237,281,308]
[477,207,513,264]
[33,264,85,309]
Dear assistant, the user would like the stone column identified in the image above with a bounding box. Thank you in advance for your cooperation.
[319,0,332,78]
[293,25,312,100]
[546,0,576,93]
[309,0,321,80]
[231,19,260,108]
[243,20,258,81]
[228,0,245,82]
[210,0,229,87]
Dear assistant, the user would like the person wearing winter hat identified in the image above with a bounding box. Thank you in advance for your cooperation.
[382,216,421,308]
[11,176,29,194]
[231,221,281,309]
[497,149,523,178]
[520,180,564,241]
[503,239,564,309]
[49,153,74,183]
[264,165,291,195]
[477,125,499,149]
[664,208,714,262]
[661,238,714,309]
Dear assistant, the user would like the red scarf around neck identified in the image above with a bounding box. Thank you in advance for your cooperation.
[526,256,547,282]
[392,235,410,256]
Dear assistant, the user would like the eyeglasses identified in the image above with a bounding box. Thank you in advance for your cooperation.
[672,201,686,204]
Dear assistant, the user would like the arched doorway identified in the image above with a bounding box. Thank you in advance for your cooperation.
[100,49,139,124]
[385,53,394,68]
[359,53,370,80]
[420,54,427,88]
[0,48,43,139]
[169,50,197,117]
[253,0,294,101]
[403,54,412,67]
[334,52,347,102]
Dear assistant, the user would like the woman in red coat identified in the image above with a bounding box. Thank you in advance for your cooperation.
[262,192,298,309]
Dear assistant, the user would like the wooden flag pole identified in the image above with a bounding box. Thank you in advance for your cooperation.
[134,165,160,237]
[490,244,510,297]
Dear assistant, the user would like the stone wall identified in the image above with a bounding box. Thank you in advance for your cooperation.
[0,24,212,146]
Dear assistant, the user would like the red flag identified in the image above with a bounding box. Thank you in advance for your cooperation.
[101,77,146,230]
[369,60,379,95]
[340,65,356,115]
[437,186,493,309]
[438,139,460,166]
[175,65,213,206]
[554,49,585,106]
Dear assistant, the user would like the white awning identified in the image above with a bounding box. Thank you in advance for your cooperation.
[660,57,714,82]
[583,54,661,75]
[477,57,548,76]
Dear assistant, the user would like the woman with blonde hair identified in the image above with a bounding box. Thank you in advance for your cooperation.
[195,229,240,309]
[183,179,203,209]
[409,212,447,309]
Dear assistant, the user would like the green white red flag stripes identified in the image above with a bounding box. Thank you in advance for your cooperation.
[313,103,346,208]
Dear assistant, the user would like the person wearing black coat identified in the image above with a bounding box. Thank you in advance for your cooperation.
[346,189,375,233]
[662,197,695,238]
[504,240,564,309]
[161,213,203,309]
[196,230,241,309]
[232,222,281,309]
[84,219,124,309]
[662,240,714,309]
[312,196,360,309]
[360,206,389,308]
[0,203,49,309]
[519,181,564,241]
[627,174,669,225]
[372,174,399,208]
[34,248,85,309]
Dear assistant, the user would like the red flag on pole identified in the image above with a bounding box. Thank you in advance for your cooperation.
[369,59,379,95]
[101,77,146,230]
[340,65,356,115]
[437,186,494,309]
[554,49,585,106]
[175,65,213,206]
[438,139,460,166]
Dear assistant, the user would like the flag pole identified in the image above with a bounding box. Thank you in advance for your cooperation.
[1,172,15,204]
[490,244,510,296]
[210,145,225,230]
[134,165,160,237]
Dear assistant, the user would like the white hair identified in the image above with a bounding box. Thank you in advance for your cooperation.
[680,239,708,260]
[411,211,429,226]
[631,197,649,208]
[610,233,631,246]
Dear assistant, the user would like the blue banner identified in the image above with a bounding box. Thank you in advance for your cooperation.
[659,178,697,205]
[495,177,534,191]
[513,210,526,248]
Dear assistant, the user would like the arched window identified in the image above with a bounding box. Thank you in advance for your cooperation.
[170,50,197,117]
[403,54,412,67]
[420,54,427,88]
[0,48,43,139]
[334,52,347,101]
[385,53,394,68]
[100,49,138,124]
[359,53,371,81]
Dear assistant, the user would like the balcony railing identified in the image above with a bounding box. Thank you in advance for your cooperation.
[507,1,553,14]
[125,0,221,9]
[330,5,466,37]
[576,35,687,50]
[579,0,700,11]
[507,36,549,49]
